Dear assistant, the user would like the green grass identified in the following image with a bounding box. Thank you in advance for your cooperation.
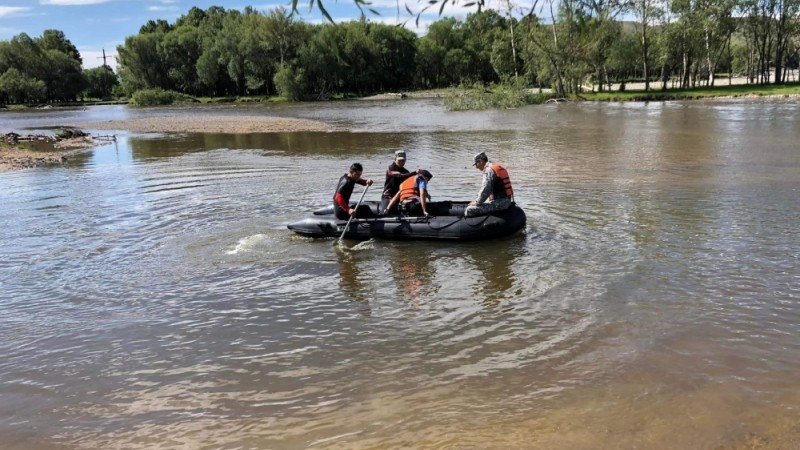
[443,82,557,111]
[582,83,800,102]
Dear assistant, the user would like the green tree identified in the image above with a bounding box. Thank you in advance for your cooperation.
[160,25,203,94]
[37,29,82,64]
[368,24,417,91]
[83,65,119,99]
[117,32,169,94]
[0,67,46,103]
[42,49,86,101]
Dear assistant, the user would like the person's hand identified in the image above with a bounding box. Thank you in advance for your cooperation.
[423,210,430,218]
[365,178,374,186]
[348,208,356,216]
[468,200,476,207]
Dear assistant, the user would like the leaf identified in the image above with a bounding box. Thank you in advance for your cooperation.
[317,0,334,23]
[439,0,447,16]
[369,8,381,15]
[405,3,413,15]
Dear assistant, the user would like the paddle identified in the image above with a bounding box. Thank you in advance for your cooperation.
[337,184,370,243]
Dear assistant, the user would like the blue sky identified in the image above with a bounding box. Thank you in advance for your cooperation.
[0,0,495,70]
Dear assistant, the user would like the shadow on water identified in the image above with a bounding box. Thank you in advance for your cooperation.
[387,242,437,308]
[334,240,375,315]
[463,232,529,308]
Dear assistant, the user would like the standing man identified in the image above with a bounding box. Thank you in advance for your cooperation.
[334,163,374,220]
[465,152,514,217]
[380,150,418,214]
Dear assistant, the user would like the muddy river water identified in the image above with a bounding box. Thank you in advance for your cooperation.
[1,99,799,448]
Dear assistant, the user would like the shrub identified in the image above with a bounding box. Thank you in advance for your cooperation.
[444,81,555,111]
[129,88,196,106]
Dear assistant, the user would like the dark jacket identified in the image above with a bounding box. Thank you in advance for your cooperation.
[382,162,414,198]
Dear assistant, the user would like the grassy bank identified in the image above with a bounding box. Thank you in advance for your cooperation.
[581,83,800,101]
[3,83,799,110]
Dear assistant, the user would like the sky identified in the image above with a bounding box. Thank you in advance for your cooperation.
[0,0,508,70]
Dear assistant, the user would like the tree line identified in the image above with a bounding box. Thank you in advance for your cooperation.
[1,0,798,104]
[0,30,118,104]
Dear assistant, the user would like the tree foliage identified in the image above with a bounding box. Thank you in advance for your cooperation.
[0,30,90,104]
[2,0,799,106]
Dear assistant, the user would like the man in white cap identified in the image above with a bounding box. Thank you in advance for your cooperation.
[465,152,514,217]
[380,150,418,214]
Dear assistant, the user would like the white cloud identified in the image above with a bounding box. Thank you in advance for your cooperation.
[40,0,110,5]
[0,6,31,17]
[253,3,291,12]
[147,5,178,11]
[361,0,494,17]
[85,16,130,22]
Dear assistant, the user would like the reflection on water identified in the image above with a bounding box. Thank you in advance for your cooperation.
[335,242,374,313]
[1,99,799,449]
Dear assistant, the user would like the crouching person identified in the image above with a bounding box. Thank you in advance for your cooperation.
[465,152,513,217]
[383,169,433,217]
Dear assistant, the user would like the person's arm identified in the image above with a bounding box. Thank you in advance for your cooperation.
[334,193,350,212]
[400,170,417,181]
[474,169,494,204]
[420,187,429,217]
[387,168,417,180]
[384,191,401,214]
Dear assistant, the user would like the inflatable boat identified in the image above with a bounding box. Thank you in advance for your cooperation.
[287,200,526,241]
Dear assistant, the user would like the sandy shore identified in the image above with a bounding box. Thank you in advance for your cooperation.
[0,137,109,172]
[74,115,332,134]
[1,115,334,172]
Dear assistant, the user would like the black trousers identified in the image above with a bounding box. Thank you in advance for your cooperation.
[335,204,375,221]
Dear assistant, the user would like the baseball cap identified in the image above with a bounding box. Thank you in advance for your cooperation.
[472,152,488,166]
[395,150,406,160]
[419,169,433,180]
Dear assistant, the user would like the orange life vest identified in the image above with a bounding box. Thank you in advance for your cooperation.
[398,175,422,202]
[488,163,513,199]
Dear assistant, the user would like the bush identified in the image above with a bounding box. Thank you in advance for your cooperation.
[129,88,197,106]
[274,65,307,101]
[444,81,555,111]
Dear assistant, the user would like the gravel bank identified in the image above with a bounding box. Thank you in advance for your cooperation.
[74,115,332,133]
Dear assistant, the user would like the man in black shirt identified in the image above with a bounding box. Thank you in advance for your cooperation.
[380,150,417,214]
[333,163,374,220]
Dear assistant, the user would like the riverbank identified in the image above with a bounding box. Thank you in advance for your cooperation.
[73,115,332,134]
[1,115,334,172]
[0,137,110,172]
[580,82,800,101]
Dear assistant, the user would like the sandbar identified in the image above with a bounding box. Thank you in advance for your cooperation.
[74,115,332,134]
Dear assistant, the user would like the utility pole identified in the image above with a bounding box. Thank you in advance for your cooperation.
[97,48,108,68]
[96,49,110,98]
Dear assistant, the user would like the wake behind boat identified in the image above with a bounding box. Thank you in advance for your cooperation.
[287,200,526,241]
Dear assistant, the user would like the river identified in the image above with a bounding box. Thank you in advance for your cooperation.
[1,99,799,449]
